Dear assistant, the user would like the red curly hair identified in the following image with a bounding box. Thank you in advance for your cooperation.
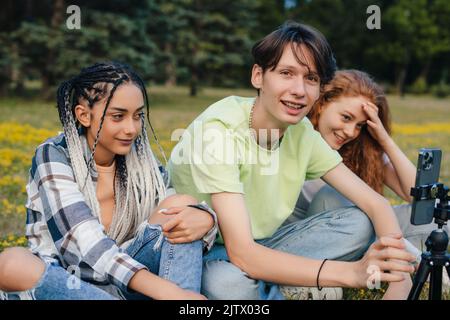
[308,70,391,194]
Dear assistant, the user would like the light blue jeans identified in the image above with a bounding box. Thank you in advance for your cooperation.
[305,184,440,251]
[1,223,203,300]
[201,206,375,300]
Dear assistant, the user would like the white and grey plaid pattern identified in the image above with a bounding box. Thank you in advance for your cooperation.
[24,133,218,292]
[25,134,146,292]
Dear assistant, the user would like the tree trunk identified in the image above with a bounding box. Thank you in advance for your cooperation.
[395,65,407,97]
[418,59,431,83]
[190,71,198,97]
[0,67,10,95]
[395,50,411,97]
[41,0,65,98]
[164,43,177,87]
[51,0,65,27]
[12,68,25,96]
[6,42,25,96]
[41,72,53,100]
[189,42,199,96]
[188,0,200,97]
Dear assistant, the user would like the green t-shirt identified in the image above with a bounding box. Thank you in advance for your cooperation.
[168,96,342,241]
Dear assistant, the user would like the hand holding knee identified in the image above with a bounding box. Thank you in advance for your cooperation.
[148,194,214,243]
[148,194,198,225]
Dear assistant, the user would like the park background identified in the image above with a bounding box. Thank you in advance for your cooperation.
[0,0,449,299]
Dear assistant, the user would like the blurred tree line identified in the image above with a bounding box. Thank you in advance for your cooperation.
[0,0,449,98]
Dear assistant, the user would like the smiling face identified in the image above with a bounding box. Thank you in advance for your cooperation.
[251,43,321,130]
[317,95,370,150]
[76,83,145,166]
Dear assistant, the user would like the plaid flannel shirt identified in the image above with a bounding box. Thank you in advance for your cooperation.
[25,133,217,294]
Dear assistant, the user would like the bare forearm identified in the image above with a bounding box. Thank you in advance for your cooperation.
[382,138,416,200]
[212,191,414,292]
[322,163,402,237]
[366,197,402,237]
[382,273,412,300]
[128,269,182,299]
[230,243,357,288]
[382,258,412,300]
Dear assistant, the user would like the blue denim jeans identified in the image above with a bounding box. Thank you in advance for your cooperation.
[1,223,203,300]
[307,184,442,252]
[201,206,375,300]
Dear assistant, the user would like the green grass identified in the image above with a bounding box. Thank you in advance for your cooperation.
[0,86,449,300]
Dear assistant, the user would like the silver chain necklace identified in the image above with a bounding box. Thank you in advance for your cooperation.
[248,98,256,130]
[249,98,283,150]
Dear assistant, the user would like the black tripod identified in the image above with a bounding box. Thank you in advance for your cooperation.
[408,184,450,300]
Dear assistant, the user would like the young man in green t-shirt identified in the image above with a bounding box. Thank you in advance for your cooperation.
[167,21,415,300]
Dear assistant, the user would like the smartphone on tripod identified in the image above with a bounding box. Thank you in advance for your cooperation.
[410,148,442,225]
[407,148,450,300]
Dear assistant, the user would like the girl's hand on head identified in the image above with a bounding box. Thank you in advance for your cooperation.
[352,233,416,288]
[362,102,391,147]
[161,206,214,244]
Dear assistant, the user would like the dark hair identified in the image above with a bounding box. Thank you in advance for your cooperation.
[56,61,162,184]
[57,61,148,132]
[251,21,337,85]
[55,62,167,244]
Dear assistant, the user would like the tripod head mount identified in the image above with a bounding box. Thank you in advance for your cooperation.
[410,183,450,228]
[425,229,449,253]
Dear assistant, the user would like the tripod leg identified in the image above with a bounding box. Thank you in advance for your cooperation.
[408,259,431,300]
[446,263,450,289]
[429,266,443,300]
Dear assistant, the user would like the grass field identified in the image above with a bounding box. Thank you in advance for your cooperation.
[0,86,449,299]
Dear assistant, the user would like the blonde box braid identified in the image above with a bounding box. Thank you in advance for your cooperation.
[56,62,167,245]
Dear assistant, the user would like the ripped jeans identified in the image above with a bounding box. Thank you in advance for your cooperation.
[1,223,203,300]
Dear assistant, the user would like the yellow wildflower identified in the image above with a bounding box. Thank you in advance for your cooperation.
[393,122,450,135]
[0,122,56,147]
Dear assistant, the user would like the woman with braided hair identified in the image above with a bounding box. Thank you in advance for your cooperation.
[0,62,217,300]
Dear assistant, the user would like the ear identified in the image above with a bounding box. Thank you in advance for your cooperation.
[317,104,323,115]
[250,64,263,90]
[315,99,326,115]
[74,104,91,127]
